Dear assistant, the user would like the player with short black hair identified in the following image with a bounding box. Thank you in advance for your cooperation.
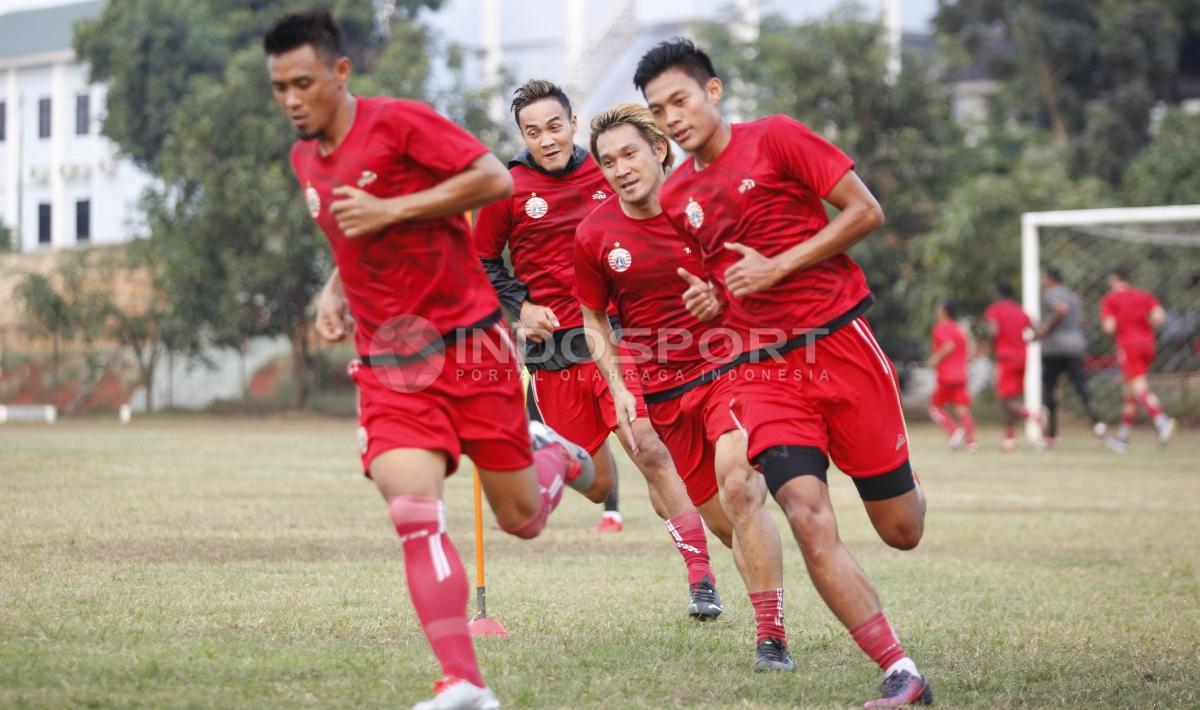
[929,300,977,452]
[1100,267,1176,451]
[1034,267,1105,443]
[636,37,933,707]
[474,79,724,618]
[578,103,792,672]
[984,280,1042,451]
[266,12,592,709]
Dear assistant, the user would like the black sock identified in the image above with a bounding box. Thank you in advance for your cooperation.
[603,473,619,513]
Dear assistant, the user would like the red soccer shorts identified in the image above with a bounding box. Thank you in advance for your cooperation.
[931,381,971,407]
[646,375,738,507]
[350,323,532,476]
[529,357,648,455]
[729,317,910,479]
[995,358,1025,399]
[1117,341,1155,379]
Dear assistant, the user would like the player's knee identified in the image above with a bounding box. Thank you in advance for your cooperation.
[492,496,542,532]
[778,494,836,552]
[719,466,762,519]
[632,435,673,473]
[881,519,923,550]
[498,499,549,540]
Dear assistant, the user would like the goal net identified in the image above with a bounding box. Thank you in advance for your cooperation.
[1022,205,1200,435]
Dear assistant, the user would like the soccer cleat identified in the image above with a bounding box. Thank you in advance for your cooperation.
[528,420,595,492]
[412,676,500,710]
[1156,417,1176,446]
[947,427,966,450]
[1104,436,1129,454]
[590,511,623,533]
[754,637,795,672]
[964,441,978,454]
[863,670,933,708]
[687,575,723,620]
[1000,437,1018,453]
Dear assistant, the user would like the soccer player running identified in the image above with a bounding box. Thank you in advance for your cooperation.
[1100,266,1176,452]
[637,39,933,707]
[1034,267,1105,444]
[576,103,792,671]
[984,281,1041,451]
[474,80,723,617]
[265,13,594,709]
[928,300,977,453]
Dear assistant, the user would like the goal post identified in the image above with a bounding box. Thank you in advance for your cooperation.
[1021,204,1200,438]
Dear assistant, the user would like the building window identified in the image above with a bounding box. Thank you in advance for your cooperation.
[38,97,51,139]
[76,200,90,242]
[75,94,90,135]
[0,100,6,142]
[38,203,52,244]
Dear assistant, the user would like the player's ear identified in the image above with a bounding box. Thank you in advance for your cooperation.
[706,77,723,106]
[334,56,352,85]
[570,113,578,135]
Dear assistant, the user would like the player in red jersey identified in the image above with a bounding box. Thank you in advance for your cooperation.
[474,80,722,617]
[636,39,932,707]
[1100,266,1176,451]
[265,13,594,709]
[984,281,1042,451]
[577,103,791,671]
[928,300,977,453]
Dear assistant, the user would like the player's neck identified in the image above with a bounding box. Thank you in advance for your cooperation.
[317,94,358,156]
[619,194,663,220]
[693,120,732,170]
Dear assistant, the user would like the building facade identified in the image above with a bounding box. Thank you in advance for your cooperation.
[0,0,150,252]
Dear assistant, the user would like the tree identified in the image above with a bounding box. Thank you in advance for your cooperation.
[0,222,14,251]
[701,4,976,355]
[1122,109,1200,207]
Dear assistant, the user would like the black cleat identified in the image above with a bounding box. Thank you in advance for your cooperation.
[754,637,795,672]
[687,575,723,620]
[863,670,933,708]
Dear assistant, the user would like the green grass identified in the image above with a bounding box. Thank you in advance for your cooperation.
[1,416,1197,708]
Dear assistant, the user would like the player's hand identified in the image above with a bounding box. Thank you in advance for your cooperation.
[723,242,782,298]
[518,302,559,344]
[677,268,722,321]
[330,185,397,238]
[611,384,640,455]
[315,287,354,343]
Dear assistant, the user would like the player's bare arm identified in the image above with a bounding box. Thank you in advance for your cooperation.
[1102,314,1117,335]
[581,303,640,453]
[1034,299,1069,339]
[677,267,722,321]
[314,269,352,342]
[927,340,954,368]
[1150,304,1167,328]
[723,171,883,298]
[330,153,512,237]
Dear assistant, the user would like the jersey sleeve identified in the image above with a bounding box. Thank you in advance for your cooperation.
[473,198,512,259]
[764,115,855,199]
[392,100,491,179]
[573,223,611,311]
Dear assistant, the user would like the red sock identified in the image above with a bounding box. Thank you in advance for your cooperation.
[1121,404,1136,427]
[1004,423,1015,439]
[1135,392,1163,419]
[749,588,786,645]
[960,411,976,443]
[533,445,567,512]
[849,611,907,672]
[928,406,956,435]
[666,510,714,585]
[389,496,483,688]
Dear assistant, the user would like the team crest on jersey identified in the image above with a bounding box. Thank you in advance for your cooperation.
[357,170,378,188]
[592,190,607,200]
[607,244,632,273]
[524,193,549,219]
[685,197,704,229]
[305,183,321,219]
[738,178,756,193]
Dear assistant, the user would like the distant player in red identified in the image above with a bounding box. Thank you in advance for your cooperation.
[577,103,791,671]
[928,300,976,453]
[1100,266,1176,451]
[266,13,592,709]
[637,39,932,707]
[984,281,1041,451]
[474,80,723,617]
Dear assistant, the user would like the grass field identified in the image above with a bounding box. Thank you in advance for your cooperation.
[1,416,1197,708]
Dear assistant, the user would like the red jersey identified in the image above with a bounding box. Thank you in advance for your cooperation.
[660,115,869,341]
[984,298,1031,362]
[290,97,495,354]
[474,152,612,329]
[932,320,968,386]
[1101,287,1160,348]
[574,200,733,395]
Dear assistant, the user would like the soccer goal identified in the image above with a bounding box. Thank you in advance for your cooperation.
[1021,205,1200,437]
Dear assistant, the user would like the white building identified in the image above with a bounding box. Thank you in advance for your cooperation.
[0,0,151,252]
